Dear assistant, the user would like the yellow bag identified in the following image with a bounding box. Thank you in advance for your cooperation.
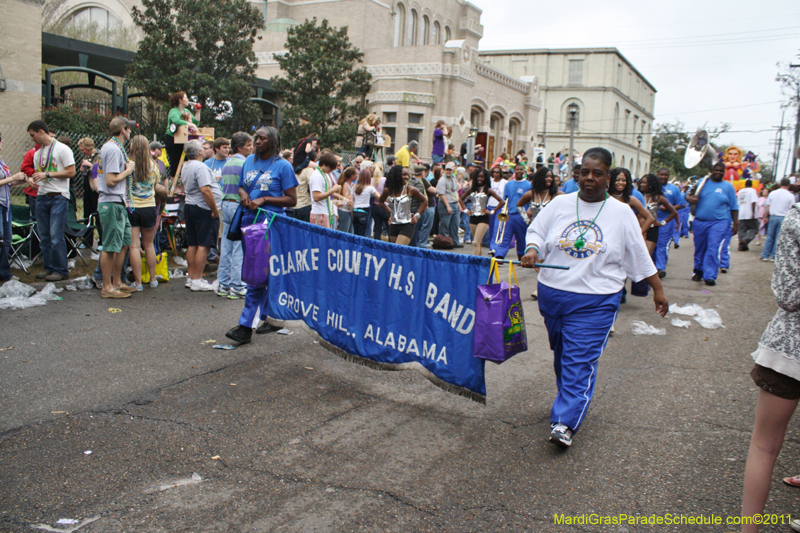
[142,253,170,283]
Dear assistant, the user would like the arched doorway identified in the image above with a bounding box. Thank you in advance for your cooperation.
[488,112,504,164]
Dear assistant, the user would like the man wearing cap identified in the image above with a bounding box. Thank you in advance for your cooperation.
[394,140,423,168]
[436,161,462,247]
[27,120,76,281]
[96,117,137,298]
[149,141,168,181]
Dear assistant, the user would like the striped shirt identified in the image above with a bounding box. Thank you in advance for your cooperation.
[220,153,246,202]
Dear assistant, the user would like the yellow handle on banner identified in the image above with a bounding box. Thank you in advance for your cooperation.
[508,261,519,297]
[487,258,500,285]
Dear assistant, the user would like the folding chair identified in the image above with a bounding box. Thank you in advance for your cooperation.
[65,202,97,266]
[10,204,41,272]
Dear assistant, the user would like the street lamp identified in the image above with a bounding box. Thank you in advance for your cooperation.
[567,103,579,173]
[636,134,643,180]
[467,126,478,166]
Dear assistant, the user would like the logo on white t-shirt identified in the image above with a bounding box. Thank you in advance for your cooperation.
[556,220,608,260]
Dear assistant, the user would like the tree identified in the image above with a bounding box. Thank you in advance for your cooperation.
[650,120,730,179]
[127,0,264,138]
[272,18,371,149]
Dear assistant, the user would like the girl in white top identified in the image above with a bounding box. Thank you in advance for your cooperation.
[352,167,381,237]
[519,147,668,449]
[308,152,343,229]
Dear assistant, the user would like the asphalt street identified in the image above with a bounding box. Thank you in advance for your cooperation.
[1,234,796,532]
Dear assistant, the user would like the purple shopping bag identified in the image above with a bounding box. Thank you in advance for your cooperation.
[473,259,528,364]
[241,210,274,289]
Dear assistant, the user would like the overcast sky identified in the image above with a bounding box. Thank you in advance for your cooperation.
[473,0,800,173]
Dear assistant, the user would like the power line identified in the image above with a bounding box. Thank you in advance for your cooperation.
[658,101,783,115]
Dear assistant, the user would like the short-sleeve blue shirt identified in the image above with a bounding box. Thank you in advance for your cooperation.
[561,178,578,194]
[503,179,532,215]
[658,183,684,220]
[239,155,299,215]
[694,179,738,221]
[631,189,645,213]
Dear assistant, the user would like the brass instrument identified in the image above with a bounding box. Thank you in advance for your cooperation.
[494,203,509,244]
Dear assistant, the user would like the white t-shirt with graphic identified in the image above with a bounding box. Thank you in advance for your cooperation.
[526,192,657,295]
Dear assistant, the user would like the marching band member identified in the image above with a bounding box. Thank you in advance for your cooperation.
[520,147,668,448]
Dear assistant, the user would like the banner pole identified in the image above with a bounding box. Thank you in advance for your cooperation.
[493,259,570,270]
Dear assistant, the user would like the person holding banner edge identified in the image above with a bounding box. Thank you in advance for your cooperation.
[225,126,298,345]
[520,147,668,448]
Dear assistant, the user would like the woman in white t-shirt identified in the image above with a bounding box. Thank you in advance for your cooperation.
[520,147,669,449]
[352,167,382,237]
[308,152,343,229]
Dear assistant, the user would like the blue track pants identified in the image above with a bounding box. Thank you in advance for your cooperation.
[493,213,527,259]
[239,284,269,328]
[538,284,620,433]
[693,219,729,281]
[654,218,676,271]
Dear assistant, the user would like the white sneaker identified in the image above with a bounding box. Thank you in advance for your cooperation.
[185,277,193,288]
[190,278,214,292]
[150,279,159,289]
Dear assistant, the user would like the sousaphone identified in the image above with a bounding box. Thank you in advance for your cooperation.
[684,130,718,169]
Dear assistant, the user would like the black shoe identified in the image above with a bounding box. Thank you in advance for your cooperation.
[620,295,627,304]
[256,321,280,335]
[720,268,728,274]
[225,325,252,344]
[692,270,703,282]
[658,270,666,279]
[674,244,680,249]
[705,279,716,286]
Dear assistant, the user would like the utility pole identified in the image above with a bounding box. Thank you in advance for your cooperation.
[790,63,799,174]
[775,110,786,179]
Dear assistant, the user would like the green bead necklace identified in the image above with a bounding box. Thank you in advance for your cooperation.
[574,193,608,250]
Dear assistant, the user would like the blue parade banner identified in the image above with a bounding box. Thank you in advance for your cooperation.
[265,215,490,403]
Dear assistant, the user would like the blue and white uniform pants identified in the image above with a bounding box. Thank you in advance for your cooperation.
[693,219,729,281]
[493,212,527,259]
[538,284,620,433]
[239,284,269,328]
[718,220,733,269]
[654,218,676,271]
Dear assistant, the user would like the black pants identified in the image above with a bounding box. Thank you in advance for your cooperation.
[164,135,184,178]
[371,204,389,239]
[353,209,370,237]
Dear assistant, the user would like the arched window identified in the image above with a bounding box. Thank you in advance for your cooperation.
[433,21,441,45]
[509,118,521,156]
[421,15,429,45]
[444,26,451,42]
[393,3,406,47]
[612,152,616,166]
[613,103,619,134]
[470,106,484,130]
[620,155,625,169]
[67,6,121,31]
[408,9,418,46]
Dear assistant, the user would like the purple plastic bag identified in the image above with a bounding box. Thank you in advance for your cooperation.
[241,211,273,289]
[473,261,528,363]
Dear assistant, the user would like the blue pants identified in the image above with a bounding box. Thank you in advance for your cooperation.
[218,201,246,291]
[414,206,435,247]
[494,212,527,259]
[488,211,499,251]
[239,284,268,328]
[680,208,691,238]
[0,204,13,280]
[761,215,785,260]
[460,211,472,242]
[718,221,732,269]
[437,201,460,246]
[538,284,620,432]
[693,219,729,280]
[654,218,675,271]
[35,194,69,276]
[338,210,354,234]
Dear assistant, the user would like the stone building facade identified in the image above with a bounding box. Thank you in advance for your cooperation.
[0,0,44,158]
[31,0,656,170]
[481,48,656,175]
